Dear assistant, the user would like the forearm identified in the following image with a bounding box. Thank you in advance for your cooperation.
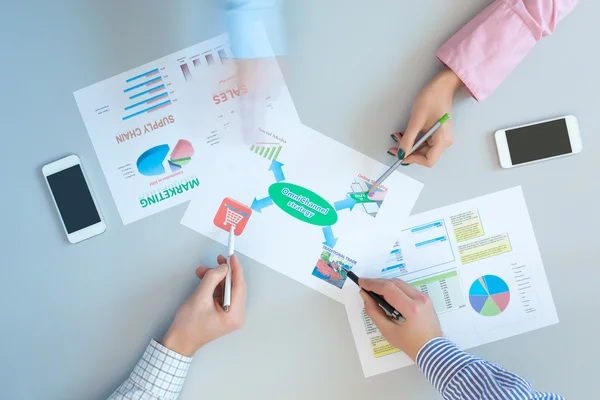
[437,0,579,101]
[107,340,192,400]
[416,338,564,400]
[224,0,286,59]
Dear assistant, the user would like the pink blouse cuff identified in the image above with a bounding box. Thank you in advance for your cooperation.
[436,0,578,102]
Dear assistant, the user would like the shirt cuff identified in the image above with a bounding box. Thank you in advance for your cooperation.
[225,0,286,59]
[416,337,479,395]
[124,340,192,400]
[435,1,537,102]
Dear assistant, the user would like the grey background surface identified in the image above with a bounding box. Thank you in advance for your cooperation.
[1,1,598,399]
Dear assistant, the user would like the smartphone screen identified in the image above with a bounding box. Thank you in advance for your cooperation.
[46,165,101,233]
[506,119,572,165]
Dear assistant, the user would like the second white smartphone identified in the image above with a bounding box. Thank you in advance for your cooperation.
[42,155,106,243]
[494,115,582,168]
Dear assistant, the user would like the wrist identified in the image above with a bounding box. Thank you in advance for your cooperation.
[405,332,445,361]
[161,330,199,358]
[413,336,445,362]
[439,68,463,93]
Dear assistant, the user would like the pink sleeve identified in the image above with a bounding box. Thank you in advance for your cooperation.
[436,0,579,101]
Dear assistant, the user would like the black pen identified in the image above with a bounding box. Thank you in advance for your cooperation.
[342,268,405,322]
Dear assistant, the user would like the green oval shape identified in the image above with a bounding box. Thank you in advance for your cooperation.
[268,182,338,226]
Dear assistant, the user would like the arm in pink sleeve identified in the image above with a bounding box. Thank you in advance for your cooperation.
[436,0,579,101]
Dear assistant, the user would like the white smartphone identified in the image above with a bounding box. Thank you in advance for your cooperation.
[494,115,582,168]
[42,155,106,243]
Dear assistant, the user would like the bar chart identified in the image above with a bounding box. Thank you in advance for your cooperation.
[180,63,192,82]
[249,142,282,161]
[218,49,228,63]
[122,68,172,120]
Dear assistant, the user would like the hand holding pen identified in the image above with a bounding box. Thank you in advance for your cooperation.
[359,277,443,361]
[161,254,247,356]
[370,113,450,193]
[389,69,461,167]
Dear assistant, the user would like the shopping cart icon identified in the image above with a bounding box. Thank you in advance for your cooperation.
[214,197,252,236]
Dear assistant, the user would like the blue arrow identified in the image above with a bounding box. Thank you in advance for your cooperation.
[269,160,286,182]
[334,197,357,212]
[322,226,338,248]
[251,196,273,213]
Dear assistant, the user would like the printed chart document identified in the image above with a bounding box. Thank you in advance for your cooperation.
[74,31,298,224]
[345,187,559,377]
[181,121,424,303]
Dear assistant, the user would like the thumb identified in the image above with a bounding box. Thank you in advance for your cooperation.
[360,290,395,331]
[397,113,426,160]
[197,264,228,299]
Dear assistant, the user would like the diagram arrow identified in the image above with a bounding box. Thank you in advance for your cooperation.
[334,197,357,212]
[322,226,338,248]
[251,196,273,213]
[269,160,286,182]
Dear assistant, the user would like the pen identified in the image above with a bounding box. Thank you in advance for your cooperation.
[223,225,234,312]
[342,267,405,322]
[369,113,450,193]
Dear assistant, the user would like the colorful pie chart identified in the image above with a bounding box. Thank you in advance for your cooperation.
[136,140,195,176]
[468,275,510,317]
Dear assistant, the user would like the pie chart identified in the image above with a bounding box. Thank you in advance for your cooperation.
[137,140,195,176]
[469,275,510,317]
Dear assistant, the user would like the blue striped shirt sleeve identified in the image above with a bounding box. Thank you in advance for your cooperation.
[224,0,286,59]
[415,338,565,400]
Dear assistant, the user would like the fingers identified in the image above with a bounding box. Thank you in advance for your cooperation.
[217,254,227,265]
[359,278,412,315]
[360,290,396,331]
[229,255,245,287]
[197,264,228,301]
[402,145,430,165]
[195,254,228,279]
[387,146,400,158]
[390,279,425,300]
[195,266,210,279]
[408,124,453,167]
[230,255,247,305]
[397,113,426,160]
[404,142,446,168]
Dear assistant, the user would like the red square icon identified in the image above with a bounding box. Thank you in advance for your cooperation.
[214,197,252,236]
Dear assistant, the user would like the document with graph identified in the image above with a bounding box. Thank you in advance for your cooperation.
[345,187,559,377]
[181,120,424,303]
[74,29,298,224]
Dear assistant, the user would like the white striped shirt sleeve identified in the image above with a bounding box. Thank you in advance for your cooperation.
[107,340,192,400]
[415,338,564,400]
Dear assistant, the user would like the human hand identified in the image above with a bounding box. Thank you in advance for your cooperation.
[388,69,463,167]
[161,255,247,357]
[359,278,443,361]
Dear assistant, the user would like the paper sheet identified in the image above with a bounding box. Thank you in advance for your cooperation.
[74,31,298,224]
[181,120,424,303]
[345,187,559,377]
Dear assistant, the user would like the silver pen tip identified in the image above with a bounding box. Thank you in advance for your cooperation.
[224,305,230,313]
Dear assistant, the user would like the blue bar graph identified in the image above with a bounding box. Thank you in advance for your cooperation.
[415,236,447,248]
[130,84,165,100]
[124,77,162,93]
[411,221,444,233]
[124,92,169,111]
[122,66,172,120]
[381,264,405,273]
[126,68,159,82]
[122,100,172,121]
